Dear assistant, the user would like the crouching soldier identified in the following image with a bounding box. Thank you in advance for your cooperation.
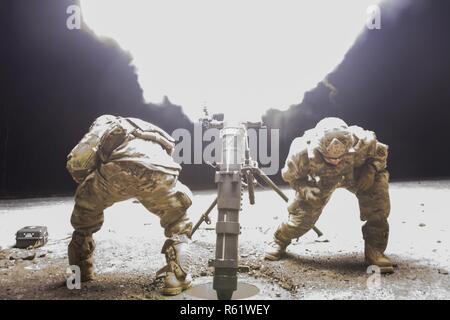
[66,115,193,294]
[265,117,394,273]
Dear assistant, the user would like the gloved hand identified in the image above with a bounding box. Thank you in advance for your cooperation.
[299,186,321,203]
[356,163,377,191]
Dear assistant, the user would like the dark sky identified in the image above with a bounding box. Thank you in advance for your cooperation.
[1,0,450,197]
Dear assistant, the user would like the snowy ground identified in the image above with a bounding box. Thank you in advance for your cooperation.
[0,180,448,300]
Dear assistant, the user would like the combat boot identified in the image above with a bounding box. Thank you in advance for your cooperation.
[68,231,95,282]
[157,234,192,296]
[264,241,288,261]
[264,235,290,261]
[365,244,394,274]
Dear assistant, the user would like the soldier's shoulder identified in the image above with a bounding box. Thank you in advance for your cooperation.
[94,114,118,122]
[287,136,312,168]
[89,114,119,130]
[349,125,377,143]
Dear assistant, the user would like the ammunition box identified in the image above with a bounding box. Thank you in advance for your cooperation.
[15,226,48,249]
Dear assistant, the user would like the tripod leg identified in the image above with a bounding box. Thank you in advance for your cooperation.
[254,168,289,202]
[312,226,323,237]
[245,170,256,205]
[190,197,217,238]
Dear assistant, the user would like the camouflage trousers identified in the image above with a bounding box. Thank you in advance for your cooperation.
[275,170,390,253]
[68,161,193,279]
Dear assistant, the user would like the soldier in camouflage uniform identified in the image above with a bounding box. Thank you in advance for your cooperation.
[265,117,394,273]
[67,115,193,294]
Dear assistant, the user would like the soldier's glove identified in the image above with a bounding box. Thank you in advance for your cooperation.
[356,163,377,191]
[299,186,321,203]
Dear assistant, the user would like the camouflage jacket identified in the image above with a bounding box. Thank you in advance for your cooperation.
[281,126,388,191]
[67,115,181,183]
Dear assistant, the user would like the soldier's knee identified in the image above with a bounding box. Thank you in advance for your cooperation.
[177,191,192,210]
[155,174,192,211]
[287,198,321,214]
[282,211,317,234]
[278,219,314,240]
[70,206,104,233]
[359,187,390,220]
[376,170,390,183]
[287,199,318,216]
[290,217,316,231]
[287,201,321,223]
[360,200,390,221]
[174,182,193,210]
[365,217,389,228]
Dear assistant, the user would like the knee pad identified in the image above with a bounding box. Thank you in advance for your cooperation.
[174,182,193,210]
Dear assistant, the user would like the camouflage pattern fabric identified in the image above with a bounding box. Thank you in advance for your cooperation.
[70,161,192,236]
[66,115,181,184]
[67,115,193,281]
[68,161,192,279]
[275,125,390,254]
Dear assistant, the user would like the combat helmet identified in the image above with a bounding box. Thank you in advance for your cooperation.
[314,117,354,160]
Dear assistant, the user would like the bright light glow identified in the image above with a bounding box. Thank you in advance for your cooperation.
[80,0,382,122]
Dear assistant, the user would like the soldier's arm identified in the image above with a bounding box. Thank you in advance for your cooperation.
[370,141,388,171]
[281,137,309,187]
[351,126,388,172]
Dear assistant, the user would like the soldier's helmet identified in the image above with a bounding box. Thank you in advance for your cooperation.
[314,117,354,159]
